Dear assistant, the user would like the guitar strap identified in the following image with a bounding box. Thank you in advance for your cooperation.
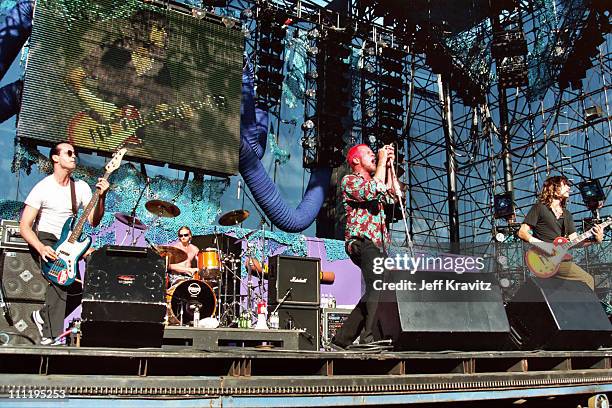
[70,178,77,218]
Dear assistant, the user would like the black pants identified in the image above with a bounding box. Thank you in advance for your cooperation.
[35,232,82,338]
[332,239,384,347]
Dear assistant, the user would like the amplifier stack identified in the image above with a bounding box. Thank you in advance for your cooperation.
[268,255,321,350]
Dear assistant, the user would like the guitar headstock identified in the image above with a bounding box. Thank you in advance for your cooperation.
[104,147,127,173]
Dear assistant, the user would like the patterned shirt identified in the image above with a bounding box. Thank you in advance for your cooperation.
[342,172,395,251]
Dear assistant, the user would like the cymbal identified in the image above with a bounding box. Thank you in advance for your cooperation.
[145,200,181,218]
[114,212,147,230]
[155,245,188,264]
[219,209,249,226]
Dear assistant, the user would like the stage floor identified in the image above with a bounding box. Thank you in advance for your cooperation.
[1,344,611,405]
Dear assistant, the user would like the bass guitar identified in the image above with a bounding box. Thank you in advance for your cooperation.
[525,217,611,278]
[42,147,127,286]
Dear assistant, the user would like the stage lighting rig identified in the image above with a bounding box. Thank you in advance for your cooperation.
[255,6,287,108]
[578,179,606,213]
[493,192,515,220]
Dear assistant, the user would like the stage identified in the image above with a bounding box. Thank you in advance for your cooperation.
[0,344,611,406]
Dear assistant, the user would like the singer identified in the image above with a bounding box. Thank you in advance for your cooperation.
[330,144,400,349]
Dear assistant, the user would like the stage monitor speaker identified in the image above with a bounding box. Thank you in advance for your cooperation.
[268,255,320,306]
[0,300,44,346]
[375,271,511,351]
[271,304,320,351]
[1,249,47,302]
[81,245,166,347]
[506,277,612,350]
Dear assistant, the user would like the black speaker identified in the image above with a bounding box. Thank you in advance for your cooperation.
[0,249,47,302]
[268,255,320,306]
[273,305,320,351]
[506,277,612,350]
[0,300,44,345]
[375,271,511,351]
[81,245,166,347]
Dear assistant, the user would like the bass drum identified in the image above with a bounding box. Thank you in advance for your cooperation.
[166,279,216,325]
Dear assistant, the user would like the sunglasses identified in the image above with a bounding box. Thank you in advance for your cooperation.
[179,233,190,237]
[63,150,78,157]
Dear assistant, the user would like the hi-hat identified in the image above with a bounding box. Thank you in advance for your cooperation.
[155,245,188,264]
[145,200,181,218]
[219,209,249,226]
[114,212,147,230]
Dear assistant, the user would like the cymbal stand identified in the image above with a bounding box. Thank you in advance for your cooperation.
[120,177,151,246]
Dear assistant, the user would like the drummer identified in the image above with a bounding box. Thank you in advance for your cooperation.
[168,226,199,279]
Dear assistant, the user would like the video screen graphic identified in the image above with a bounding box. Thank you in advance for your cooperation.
[18,1,243,175]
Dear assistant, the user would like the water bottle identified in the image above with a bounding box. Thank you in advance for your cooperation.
[269,312,279,329]
[193,308,200,327]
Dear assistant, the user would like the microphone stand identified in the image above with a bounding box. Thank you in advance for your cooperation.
[241,188,271,321]
[389,154,414,258]
[125,177,151,246]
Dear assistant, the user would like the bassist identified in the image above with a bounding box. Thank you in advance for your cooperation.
[517,175,604,290]
[19,142,109,344]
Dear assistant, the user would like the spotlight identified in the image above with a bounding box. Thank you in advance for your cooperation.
[306,70,319,80]
[241,8,253,19]
[222,16,237,29]
[365,88,376,97]
[307,46,319,56]
[308,28,320,39]
[493,192,515,219]
[301,120,315,130]
[305,89,316,98]
[578,179,606,211]
[366,109,376,117]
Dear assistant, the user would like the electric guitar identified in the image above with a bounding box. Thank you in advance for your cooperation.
[67,99,212,151]
[41,147,127,286]
[525,217,611,278]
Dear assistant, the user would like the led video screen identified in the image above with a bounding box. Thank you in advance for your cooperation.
[18,1,243,175]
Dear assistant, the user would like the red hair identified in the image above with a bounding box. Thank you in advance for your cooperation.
[346,144,368,168]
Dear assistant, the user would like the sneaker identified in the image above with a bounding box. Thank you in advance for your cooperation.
[40,337,53,346]
[31,310,45,338]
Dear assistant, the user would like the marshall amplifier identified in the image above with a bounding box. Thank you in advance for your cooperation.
[268,255,320,306]
[81,245,166,347]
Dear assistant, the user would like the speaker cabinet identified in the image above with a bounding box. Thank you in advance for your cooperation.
[81,246,166,347]
[0,300,44,345]
[268,255,320,306]
[506,277,612,350]
[1,249,47,302]
[376,271,511,351]
[272,305,320,351]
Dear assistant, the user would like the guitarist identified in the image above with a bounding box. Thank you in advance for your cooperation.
[19,142,109,344]
[517,175,604,290]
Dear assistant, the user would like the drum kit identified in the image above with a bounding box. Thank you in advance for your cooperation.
[114,200,267,328]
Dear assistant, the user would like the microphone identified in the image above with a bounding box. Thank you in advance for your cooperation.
[237,180,242,200]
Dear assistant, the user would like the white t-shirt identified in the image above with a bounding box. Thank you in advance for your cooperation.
[24,175,93,239]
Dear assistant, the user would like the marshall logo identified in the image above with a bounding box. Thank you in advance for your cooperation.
[290,277,307,284]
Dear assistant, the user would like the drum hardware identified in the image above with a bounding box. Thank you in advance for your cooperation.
[117,176,151,246]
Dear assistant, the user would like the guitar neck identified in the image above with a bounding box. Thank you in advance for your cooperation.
[561,219,611,251]
[67,171,111,243]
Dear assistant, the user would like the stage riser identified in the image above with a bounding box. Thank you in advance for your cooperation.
[162,327,302,351]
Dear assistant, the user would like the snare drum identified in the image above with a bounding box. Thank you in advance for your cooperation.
[166,279,216,325]
[196,248,221,280]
